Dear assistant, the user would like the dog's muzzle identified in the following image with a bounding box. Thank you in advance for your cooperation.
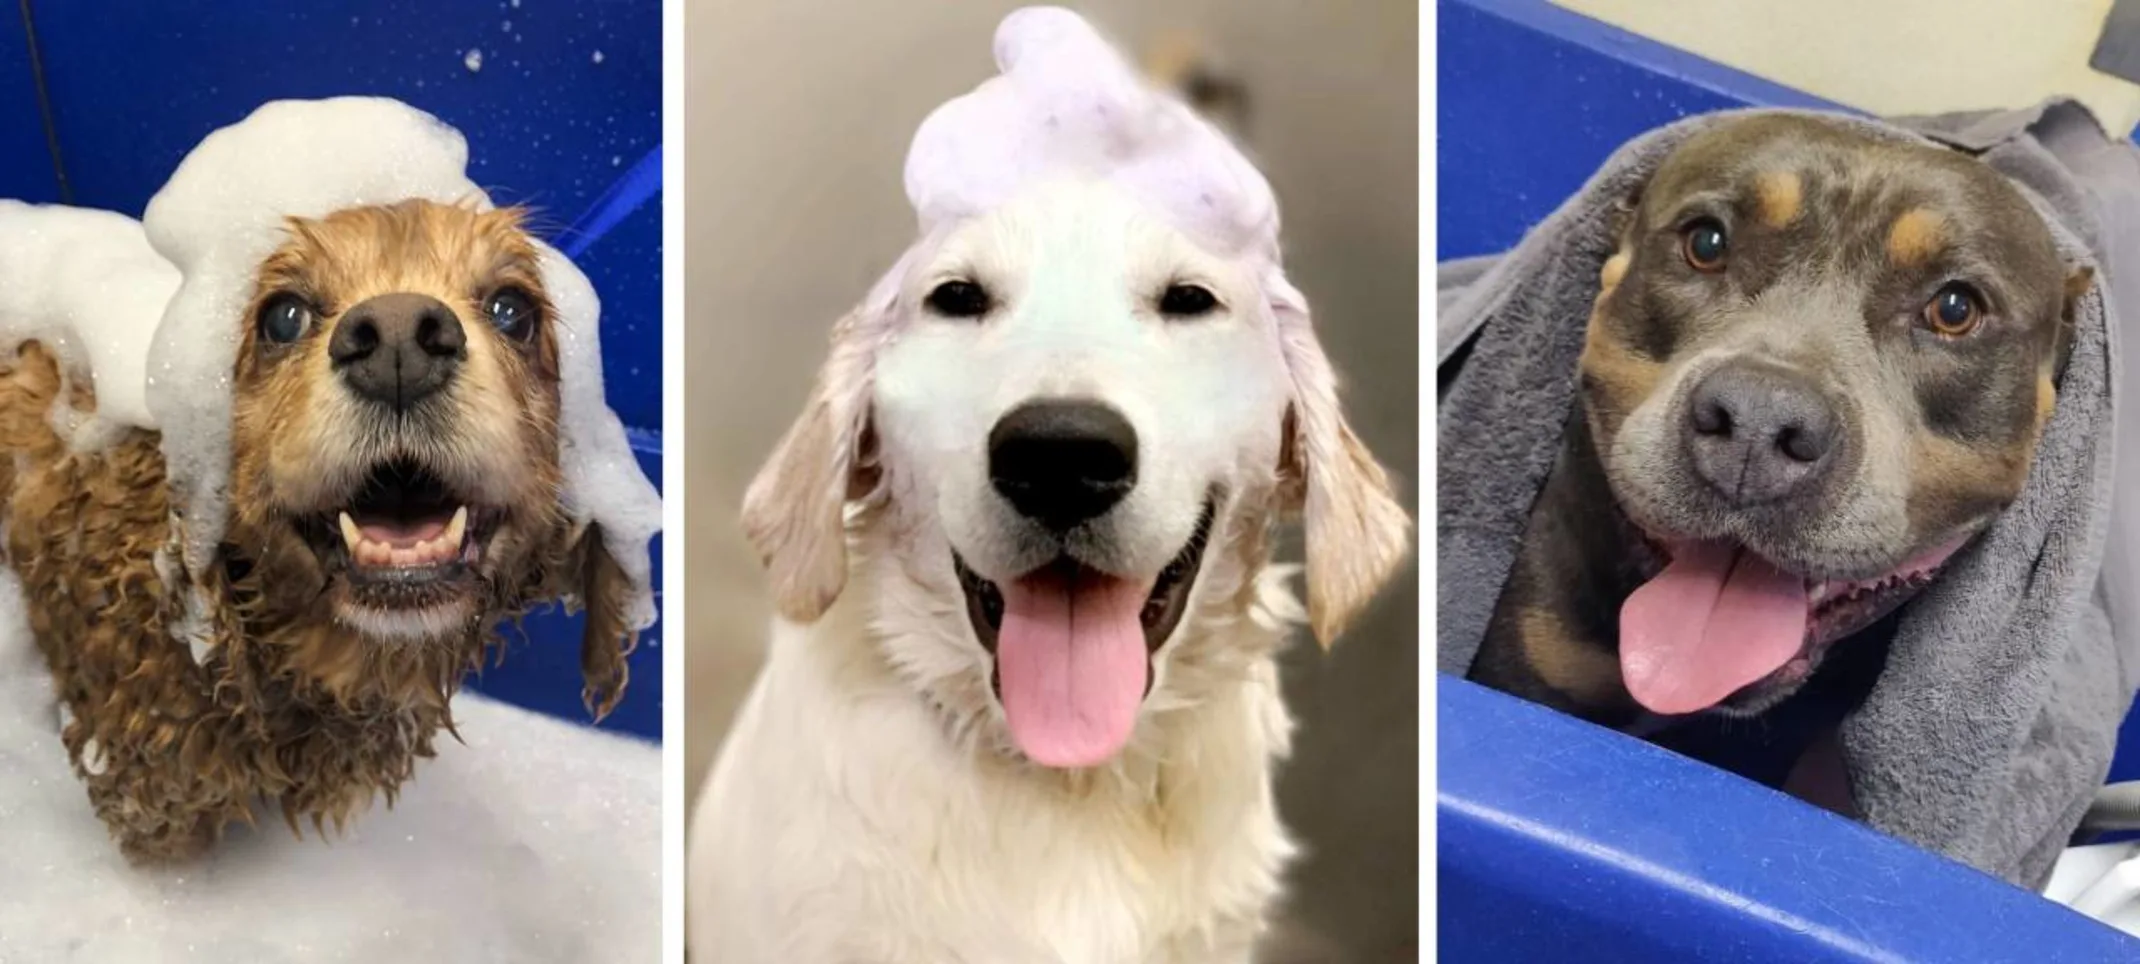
[1681,361,1842,506]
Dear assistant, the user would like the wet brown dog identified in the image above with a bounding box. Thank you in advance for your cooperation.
[1470,115,2092,730]
[0,200,636,862]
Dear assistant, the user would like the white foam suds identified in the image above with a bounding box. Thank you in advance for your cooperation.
[463,48,484,72]
[904,6,1280,259]
[133,96,658,624]
[540,246,663,629]
[0,201,179,446]
[0,570,658,962]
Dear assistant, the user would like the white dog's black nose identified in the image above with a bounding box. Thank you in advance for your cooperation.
[330,293,467,410]
[989,399,1138,530]
[1684,362,1840,504]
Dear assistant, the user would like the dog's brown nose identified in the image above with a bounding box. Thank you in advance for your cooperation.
[1683,363,1840,504]
[989,399,1138,531]
[329,293,466,410]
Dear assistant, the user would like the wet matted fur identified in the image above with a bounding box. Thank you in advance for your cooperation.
[0,200,638,862]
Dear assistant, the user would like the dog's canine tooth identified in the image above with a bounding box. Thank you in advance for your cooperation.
[339,511,362,553]
[445,506,468,552]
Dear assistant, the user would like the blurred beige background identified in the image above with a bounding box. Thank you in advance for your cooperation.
[686,1,1418,958]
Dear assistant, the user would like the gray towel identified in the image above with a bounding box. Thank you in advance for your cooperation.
[1437,100,2140,888]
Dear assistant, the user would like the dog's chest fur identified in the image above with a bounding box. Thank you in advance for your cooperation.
[692,591,1291,964]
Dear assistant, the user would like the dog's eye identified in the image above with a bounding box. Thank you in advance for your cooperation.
[256,294,314,344]
[1681,219,1729,272]
[485,287,539,341]
[1159,283,1219,318]
[1923,282,1984,337]
[924,280,991,318]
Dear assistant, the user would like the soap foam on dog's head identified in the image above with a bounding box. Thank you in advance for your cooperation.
[904,5,1279,264]
[132,96,657,629]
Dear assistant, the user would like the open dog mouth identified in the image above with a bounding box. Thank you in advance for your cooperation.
[1619,535,1964,716]
[294,456,505,596]
[951,498,1216,769]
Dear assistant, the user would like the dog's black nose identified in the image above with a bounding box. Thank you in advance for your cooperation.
[1684,363,1841,504]
[329,293,466,410]
[989,400,1138,531]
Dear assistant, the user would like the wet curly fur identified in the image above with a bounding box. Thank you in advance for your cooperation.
[0,201,637,863]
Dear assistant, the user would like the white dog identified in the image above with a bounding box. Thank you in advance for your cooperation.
[689,10,1407,963]
[689,177,1406,961]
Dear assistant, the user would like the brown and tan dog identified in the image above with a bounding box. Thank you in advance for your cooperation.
[0,200,635,862]
[1470,115,2091,732]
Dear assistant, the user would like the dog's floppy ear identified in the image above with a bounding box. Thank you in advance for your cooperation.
[571,524,636,720]
[1269,275,1411,647]
[740,269,899,623]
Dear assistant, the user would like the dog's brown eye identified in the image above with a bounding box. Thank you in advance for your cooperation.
[925,280,991,318]
[486,287,539,341]
[1681,219,1729,272]
[1923,282,1984,337]
[1159,283,1219,318]
[256,294,313,344]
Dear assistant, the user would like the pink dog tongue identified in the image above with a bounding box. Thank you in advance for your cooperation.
[996,566,1151,768]
[1620,543,1810,716]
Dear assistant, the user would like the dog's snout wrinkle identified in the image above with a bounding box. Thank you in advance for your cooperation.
[331,292,466,411]
[988,399,1138,531]
[1683,362,1840,504]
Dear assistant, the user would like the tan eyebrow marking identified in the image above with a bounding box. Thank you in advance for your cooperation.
[1887,208,1947,267]
[1753,170,1802,228]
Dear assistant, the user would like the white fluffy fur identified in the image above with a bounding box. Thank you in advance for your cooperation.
[689,182,1406,962]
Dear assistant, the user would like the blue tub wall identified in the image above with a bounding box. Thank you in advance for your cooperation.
[0,20,54,201]
[1442,679,2140,962]
[1438,0,1836,260]
[2,1,662,739]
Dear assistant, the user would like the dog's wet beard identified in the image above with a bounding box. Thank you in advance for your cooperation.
[954,498,1215,768]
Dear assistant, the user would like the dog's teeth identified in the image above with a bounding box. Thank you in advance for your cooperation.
[339,512,362,552]
[446,506,468,552]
